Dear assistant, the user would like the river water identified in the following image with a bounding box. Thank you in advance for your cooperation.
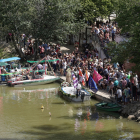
[0,83,140,140]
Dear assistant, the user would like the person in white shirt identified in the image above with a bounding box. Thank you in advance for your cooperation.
[46,54,50,60]
[99,60,103,67]
[10,69,15,73]
[52,56,57,72]
[21,46,25,54]
[76,83,81,98]
[134,74,138,86]
[63,60,67,76]
[43,63,48,75]
[94,57,98,64]
[116,86,122,103]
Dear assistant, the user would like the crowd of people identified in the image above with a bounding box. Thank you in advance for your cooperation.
[90,21,121,58]
[6,22,139,105]
[24,37,139,105]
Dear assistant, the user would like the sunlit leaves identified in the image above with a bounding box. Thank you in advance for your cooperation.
[109,0,140,71]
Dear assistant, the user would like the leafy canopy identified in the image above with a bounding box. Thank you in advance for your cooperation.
[0,0,85,59]
[80,0,117,22]
[108,0,140,71]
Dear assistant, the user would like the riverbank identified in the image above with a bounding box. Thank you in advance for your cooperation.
[58,40,140,124]
[121,102,140,122]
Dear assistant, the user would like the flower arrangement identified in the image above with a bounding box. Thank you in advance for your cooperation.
[61,81,69,87]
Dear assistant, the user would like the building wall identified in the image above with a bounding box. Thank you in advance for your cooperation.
[124,61,140,78]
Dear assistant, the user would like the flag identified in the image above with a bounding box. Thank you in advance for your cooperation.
[82,79,85,86]
[79,70,85,86]
[72,73,78,88]
[85,70,89,81]
[93,69,103,84]
[79,70,83,77]
[89,76,98,93]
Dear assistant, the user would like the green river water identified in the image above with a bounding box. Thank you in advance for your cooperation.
[0,83,140,140]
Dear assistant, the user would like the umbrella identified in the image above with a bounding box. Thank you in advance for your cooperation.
[0,62,8,67]
[0,57,20,62]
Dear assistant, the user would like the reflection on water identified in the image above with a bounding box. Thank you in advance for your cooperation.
[0,84,140,140]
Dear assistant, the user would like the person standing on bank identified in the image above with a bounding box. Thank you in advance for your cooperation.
[116,86,122,103]
[76,83,81,98]
[84,68,90,88]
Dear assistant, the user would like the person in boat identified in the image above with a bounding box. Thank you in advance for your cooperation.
[76,83,81,98]
[43,62,48,75]
[81,91,85,102]
[32,68,36,79]
[11,74,16,82]
[26,74,30,80]
[15,75,20,81]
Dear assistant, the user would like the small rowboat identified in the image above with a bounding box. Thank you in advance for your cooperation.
[95,102,122,112]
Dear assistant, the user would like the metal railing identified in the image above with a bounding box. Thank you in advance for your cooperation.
[91,32,109,59]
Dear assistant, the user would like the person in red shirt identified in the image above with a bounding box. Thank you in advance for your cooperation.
[74,41,79,48]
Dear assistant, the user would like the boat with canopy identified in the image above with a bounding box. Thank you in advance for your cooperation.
[0,57,21,62]
[7,57,60,87]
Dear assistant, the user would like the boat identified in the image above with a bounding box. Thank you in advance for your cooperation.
[59,86,91,102]
[7,58,60,87]
[7,75,60,86]
[12,88,59,93]
[95,102,122,112]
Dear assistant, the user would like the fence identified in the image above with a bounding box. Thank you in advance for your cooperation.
[91,32,109,59]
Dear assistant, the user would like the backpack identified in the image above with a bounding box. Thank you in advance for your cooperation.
[116,73,120,78]
[40,46,45,53]
[103,70,107,76]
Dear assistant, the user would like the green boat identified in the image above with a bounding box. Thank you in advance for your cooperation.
[95,102,122,112]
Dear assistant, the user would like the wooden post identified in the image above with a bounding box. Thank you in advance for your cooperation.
[45,58,46,75]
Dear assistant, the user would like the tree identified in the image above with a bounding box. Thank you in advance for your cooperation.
[0,0,85,60]
[78,0,117,23]
[108,0,140,71]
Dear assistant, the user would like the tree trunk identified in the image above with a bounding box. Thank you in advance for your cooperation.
[34,39,38,60]
[11,35,24,61]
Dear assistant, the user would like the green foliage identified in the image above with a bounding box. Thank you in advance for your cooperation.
[0,0,85,59]
[108,0,140,71]
[79,0,116,22]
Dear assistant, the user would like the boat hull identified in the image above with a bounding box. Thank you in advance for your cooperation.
[60,93,91,102]
[8,77,60,87]
[59,87,91,102]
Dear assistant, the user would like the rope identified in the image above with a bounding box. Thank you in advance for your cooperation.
[19,56,46,80]
[47,59,57,77]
